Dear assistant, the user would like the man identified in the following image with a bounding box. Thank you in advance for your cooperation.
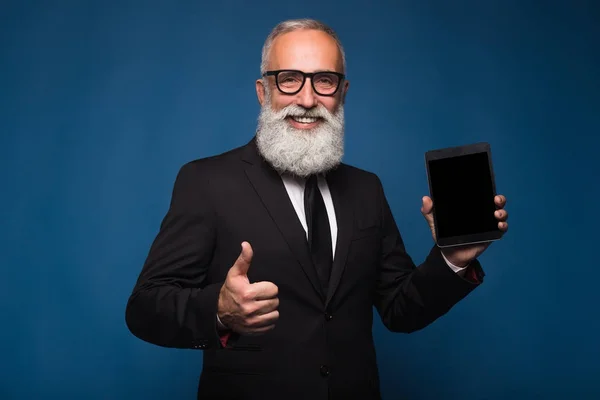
[125,19,509,400]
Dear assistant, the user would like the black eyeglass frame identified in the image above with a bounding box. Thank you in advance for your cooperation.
[262,69,346,96]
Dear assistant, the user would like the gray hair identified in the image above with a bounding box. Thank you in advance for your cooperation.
[260,19,347,75]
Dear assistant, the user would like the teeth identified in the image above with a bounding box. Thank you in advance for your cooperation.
[291,116,318,124]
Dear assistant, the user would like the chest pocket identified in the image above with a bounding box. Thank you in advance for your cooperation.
[351,224,380,241]
[351,204,381,242]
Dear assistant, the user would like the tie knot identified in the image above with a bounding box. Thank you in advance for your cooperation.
[305,174,319,190]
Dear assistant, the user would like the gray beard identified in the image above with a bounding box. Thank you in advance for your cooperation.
[255,97,345,178]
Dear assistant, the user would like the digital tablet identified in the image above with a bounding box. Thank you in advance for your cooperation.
[425,142,503,248]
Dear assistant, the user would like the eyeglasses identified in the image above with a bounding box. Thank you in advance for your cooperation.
[262,69,345,96]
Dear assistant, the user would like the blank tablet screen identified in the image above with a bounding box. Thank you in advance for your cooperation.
[428,152,498,240]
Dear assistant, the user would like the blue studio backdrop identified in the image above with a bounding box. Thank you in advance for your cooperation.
[1,1,599,399]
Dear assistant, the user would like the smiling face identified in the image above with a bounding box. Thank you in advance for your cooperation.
[255,28,350,177]
[257,28,348,127]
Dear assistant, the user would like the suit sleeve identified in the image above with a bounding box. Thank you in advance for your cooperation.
[125,162,221,350]
[373,176,485,333]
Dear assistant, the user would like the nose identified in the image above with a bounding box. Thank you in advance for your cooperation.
[296,78,319,109]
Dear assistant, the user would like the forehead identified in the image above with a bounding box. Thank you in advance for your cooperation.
[268,29,342,73]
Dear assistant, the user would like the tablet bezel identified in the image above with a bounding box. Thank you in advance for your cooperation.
[425,142,503,248]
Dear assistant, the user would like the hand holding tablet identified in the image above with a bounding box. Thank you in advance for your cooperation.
[422,142,509,267]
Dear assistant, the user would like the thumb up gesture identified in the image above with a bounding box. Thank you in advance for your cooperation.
[217,242,279,335]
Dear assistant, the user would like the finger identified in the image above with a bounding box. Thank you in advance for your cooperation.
[494,209,508,221]
[498,221,508,232]
[229,241,253,277]
[421,196,433,215]
[251,298,279,315]
[246,310,279,329]
[250,281,279,300]
[495,195,506,207]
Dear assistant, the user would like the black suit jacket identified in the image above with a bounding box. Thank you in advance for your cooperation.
[125,138,484,400]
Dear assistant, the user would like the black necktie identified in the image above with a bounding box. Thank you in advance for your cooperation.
[304,175,333,294]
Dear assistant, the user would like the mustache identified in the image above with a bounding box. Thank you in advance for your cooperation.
[275,104,333,120]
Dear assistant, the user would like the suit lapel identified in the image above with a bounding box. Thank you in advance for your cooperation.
[325,167,354,307]
[241,139,324,300]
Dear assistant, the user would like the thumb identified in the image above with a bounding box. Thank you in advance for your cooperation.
[421,196,433,216]
[229,241,253,277]
[421,196,436,240]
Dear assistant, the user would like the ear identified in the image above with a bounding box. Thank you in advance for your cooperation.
[256,79,266,106]
[341,80,350,104]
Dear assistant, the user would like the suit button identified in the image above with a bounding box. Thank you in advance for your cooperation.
[320,365,330,377]
[325,313,333,321]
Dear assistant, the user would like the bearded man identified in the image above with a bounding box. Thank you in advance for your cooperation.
[125,18,509,400]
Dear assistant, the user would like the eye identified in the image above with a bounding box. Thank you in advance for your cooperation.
[278,72,302,86]
[314,73,338,88]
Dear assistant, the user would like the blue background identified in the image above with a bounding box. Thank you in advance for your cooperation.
[1,1,599,399]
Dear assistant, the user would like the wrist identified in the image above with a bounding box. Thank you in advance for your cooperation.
[216,313,229,332]
[216,285,228,330]
[441,250,469,269]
